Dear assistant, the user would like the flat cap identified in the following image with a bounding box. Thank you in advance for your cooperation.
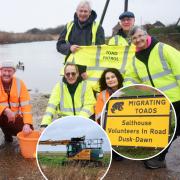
[0,61,16,70]
[119,11,135,20]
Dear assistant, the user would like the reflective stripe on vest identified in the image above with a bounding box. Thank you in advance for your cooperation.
[65,21,99,45]
[20,100,30,106]
[14,78,21,111]
[0,78,21,108]
[0,102,9,106]
[158,43,169,70]
[113,35,129,46]
[176,75,180,80]
[133,43,170,82]
[21,112,32,114]
[120,46,130,73]
[158,82,178,91]
[102,90,107,104]
[140,70,172,82]
[16,78,21,99]
[124,77,140,84]
[132,43,179,90]
[95,113,101,120]
[81,108,92,116]
[115,35,118,45]
[47,103,57,110]
[65,21,74,42]
[0,101,29,107]
[59,81,87,114]
[45,112,54,118]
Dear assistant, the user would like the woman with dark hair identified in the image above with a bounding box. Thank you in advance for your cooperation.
[95,68,124,161]
[95,68,123,123]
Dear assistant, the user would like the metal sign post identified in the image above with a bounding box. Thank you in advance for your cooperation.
[100,0,110,25]
[124,0,128,12]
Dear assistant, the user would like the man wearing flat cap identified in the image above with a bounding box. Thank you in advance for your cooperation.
[0,61,33,143]
[108,11,135,45]
[108,11,135,161]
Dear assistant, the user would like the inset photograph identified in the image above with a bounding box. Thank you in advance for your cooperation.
[37,116,112,180]
[102,84,176,160]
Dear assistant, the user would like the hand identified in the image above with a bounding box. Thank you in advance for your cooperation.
[81,72,88,80]
[70,45,80,53]
[22,124,32,134]
[4,108,15,123]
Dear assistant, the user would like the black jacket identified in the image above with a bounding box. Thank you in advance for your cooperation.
[56,10,105,56]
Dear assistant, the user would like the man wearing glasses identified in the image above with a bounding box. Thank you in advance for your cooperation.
[41,63,96,127]
[108,11,135,46]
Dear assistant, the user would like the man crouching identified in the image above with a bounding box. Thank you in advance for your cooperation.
[0,61,33,143]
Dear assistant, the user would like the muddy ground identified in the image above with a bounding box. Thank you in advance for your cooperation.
[0,93,48,180]
[0,93,180,180]
[105,137,180,180]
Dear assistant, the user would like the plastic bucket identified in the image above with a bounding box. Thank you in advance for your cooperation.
[17,130,40,158]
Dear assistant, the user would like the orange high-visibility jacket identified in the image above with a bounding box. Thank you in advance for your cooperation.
[95,90,110,121]
[0,77,32,124]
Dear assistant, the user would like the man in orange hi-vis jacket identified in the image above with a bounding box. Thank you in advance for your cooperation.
[0,61,33,143]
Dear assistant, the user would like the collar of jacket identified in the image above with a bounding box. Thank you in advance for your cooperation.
[74,10,97,29]
[117,28,128,38]
[63,76,83,97]
[135,36,159,56]
[106,87,118,96]
[2,79,13,94]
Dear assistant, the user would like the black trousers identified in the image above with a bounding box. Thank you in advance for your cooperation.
[0,114,33,137]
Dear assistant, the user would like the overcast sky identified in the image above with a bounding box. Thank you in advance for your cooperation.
[0,0,179,36]
[37,116,111,152]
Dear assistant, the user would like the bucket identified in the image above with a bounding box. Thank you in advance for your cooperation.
[17,130,40,158]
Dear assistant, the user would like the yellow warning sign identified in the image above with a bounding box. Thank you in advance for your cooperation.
[106,116,169,147]
[105,96,170,148]
[108,97,170,116]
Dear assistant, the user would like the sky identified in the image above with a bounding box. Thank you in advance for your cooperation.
[0,0,179,36]
[37,116,111,152]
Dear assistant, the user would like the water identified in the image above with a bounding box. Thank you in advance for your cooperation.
[0,41,64,93]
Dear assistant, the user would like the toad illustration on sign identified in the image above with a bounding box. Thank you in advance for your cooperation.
[111,102,124,113]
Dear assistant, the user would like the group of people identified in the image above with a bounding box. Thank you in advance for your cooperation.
[0,0,179,170]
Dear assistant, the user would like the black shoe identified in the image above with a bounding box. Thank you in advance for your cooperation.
[112,152,124,161]
[4,135,13,143]
[114,156,124,161]
[144,158,166,169]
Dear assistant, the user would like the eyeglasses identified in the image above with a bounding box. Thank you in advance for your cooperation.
[131,34,146,42]
[121,18,133,22]
[65,72,76,77]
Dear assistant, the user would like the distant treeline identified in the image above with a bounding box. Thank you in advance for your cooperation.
[0,25,180,50]
[0,25,65,44]
[148,25,180,50]
[25,25,65,35]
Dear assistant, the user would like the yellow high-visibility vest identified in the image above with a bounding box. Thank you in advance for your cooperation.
[41,80,96,126]
[0,77,32,124]
[65,21,99,45]
[124,43,180,103]
[108,35,129,46]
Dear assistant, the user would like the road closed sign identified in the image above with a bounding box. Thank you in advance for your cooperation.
[104,95,171,148]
